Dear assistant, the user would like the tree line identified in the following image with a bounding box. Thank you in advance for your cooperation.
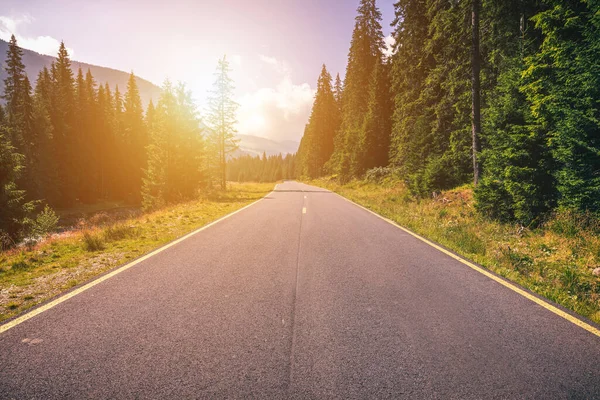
[227,152,297,183]
[1,36,239,243]
[296,0,600,226]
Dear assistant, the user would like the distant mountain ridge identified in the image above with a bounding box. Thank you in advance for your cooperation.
[235,134,299,157]
[0,39,161,106]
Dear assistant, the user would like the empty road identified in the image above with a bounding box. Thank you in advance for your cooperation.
[1,181,599,399]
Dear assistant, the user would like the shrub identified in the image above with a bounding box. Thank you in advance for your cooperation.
[31,205,59,237]
[365,167,395,183]
[82,231,105,251]
[546,209,600,238]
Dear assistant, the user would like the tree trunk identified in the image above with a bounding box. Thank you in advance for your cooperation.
[471,0,482,185]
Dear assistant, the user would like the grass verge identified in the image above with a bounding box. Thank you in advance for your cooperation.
[0,183,273,322]
[310,177,600,325]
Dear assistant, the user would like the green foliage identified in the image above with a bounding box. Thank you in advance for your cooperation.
[523,0,600,213]
[0,121,34,242]
[82,231,105,252]
[364,167,395,183]
[228,153,296,182]
[30,205,59,237]
[206,56,240,190]
[388,0,473,196]
[329,0,386,179]
[103,224,139,242]
[142,81,205,210]
[358,60,393,174]
[297,65,341,178]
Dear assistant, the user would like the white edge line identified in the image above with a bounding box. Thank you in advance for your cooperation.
[333,191,600,338]
[0,190,274,334]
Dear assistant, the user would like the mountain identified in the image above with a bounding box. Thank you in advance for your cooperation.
[198,121,298,157]
[0,39,161,106]
[235,134,299,157]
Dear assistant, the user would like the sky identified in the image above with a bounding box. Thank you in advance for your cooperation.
[0,0,396,143]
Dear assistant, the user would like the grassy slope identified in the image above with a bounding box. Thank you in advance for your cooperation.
[311,177,600,324]
[0,183,273,322]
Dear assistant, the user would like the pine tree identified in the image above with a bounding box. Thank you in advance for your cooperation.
[123,72,147,203]
[333,73,343,111]
[112,84,127,199]
[206,56,239,190]
[329,0,385,179]
[32,69,58,204]
[297,65,341,177]
[388,0,473,195]
[0,107,34,243]
[142,85,171,210]
[97,83,117,200]
[474,0,552,225]
[1,35,26,147]
[171,83,205,199]
[522,0,600,213]
[1,35,41,199]
[358,59,393,172]
[74,67,90,201]
[388,0,433,186]
[19,75,39,198]
[142,81,204,209]
[50,42,77,206]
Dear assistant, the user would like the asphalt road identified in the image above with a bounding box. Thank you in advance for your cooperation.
[1,181,599,399]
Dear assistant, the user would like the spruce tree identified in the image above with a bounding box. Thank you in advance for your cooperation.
[358,59,393,172]
[206,56,239,190]
[389,0,433,187]
[142,85,171,210]
[123,72,147,203]
[297,65,340,177]
[0,107,34,243]
[112,84,127,199]
[143,81,204,209]
[333,73,343,112]
[74,68,90,201]
[474,0,552,225]
[522,0,600,213]
[32,70,58,204]
[330,0,385,179]
[2,34,26,147]
[389,0,474,195]
[50,42,77,206]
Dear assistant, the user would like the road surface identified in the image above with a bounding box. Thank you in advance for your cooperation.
[1,181,599,399]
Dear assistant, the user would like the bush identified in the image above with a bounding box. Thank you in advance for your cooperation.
[365,167,395,183]
[82,231,105,251]
[546,209,600,238]
[474,178,514,223]
[31,205,59,237]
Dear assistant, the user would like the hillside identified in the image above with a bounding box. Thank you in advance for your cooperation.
[0,39,161,106]
[235,134,298,157]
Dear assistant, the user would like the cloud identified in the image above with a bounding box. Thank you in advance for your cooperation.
[0,14,74,58]
[230,54,242,67]
[383,34,395,59]
[236,55,315,143]
[259,54,291,76]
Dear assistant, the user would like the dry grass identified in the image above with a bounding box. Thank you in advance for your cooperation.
[0,183,274,322]
[312,177,600,324]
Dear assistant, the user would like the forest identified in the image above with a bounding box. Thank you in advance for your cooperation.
[296,0,600,227]
[227,153,297,183]
[0,36,241,246]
